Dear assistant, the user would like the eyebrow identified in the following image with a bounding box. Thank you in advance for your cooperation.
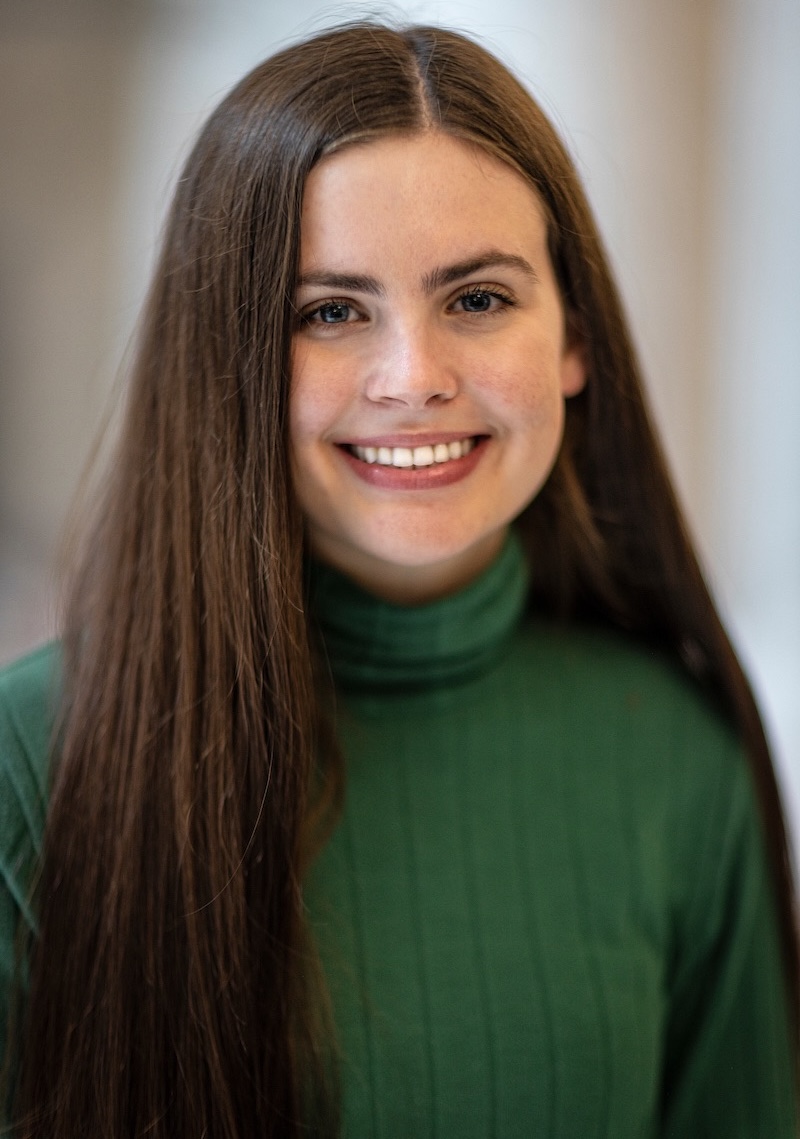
[295,271,385,296]
[422,251,538,293]
[295,250,538,298]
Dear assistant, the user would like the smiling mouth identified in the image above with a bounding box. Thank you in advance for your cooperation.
[345,436,481,469]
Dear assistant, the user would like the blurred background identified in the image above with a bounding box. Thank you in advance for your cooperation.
[1,0,798,840]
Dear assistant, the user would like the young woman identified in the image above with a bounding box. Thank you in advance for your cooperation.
[0,21,796,1138]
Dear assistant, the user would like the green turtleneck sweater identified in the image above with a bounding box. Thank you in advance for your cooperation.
[0,536,796,1135]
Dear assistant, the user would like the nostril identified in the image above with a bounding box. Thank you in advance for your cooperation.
[365,380,458,408]
[363,348,459,408]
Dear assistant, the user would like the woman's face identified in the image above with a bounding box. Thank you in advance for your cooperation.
[290,132,585,603]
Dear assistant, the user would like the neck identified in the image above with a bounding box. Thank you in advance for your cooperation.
[306,527,509,605]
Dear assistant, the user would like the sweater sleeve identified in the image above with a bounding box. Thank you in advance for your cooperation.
[0,646,54,1084]
[660,733,797,1137]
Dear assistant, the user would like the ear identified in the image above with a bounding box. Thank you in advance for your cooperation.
[560,341,587,398]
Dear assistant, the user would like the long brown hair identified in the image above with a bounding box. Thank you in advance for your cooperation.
[8,21,797,1137]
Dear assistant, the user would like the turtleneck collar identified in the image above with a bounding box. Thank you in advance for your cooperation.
[306,530,529,693]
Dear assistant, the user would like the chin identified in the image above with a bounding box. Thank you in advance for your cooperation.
[365,526,506,577]
[361,530,484,571]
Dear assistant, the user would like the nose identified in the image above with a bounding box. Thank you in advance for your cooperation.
[363,321,458,408]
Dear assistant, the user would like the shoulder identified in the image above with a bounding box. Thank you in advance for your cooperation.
[532,618,772,899]
[0,643,61,931]
[514,618,742,766]
[0,642,61,800]
[0,641,62,728]
[511,620,758,880]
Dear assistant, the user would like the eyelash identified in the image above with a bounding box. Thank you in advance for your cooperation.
[296,284,518,328]
[451,285,517,314]
[297,299,361,327]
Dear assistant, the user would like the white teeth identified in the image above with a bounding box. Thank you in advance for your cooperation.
[351,438,477,468]
[392,447,414,467]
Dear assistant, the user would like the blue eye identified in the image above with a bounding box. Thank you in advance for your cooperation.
[453,287,515,315]
[296,297,367,333]
[459,290,493,313]
[316,301,352,323]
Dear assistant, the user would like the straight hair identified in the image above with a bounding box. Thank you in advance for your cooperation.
[7,21,797,1137]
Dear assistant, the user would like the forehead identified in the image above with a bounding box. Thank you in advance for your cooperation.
[299,132,549,271]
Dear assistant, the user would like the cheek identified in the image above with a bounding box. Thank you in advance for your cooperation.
[482,354,565,433]
[288,347,310,444]
[290,344,359,445]
[288,387,317,450]
[290,365,335,447]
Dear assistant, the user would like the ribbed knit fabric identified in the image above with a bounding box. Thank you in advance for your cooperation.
[0,534,796,1135]
[306,534,796,1137]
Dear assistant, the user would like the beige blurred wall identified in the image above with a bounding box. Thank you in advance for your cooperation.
[0,5,150,653]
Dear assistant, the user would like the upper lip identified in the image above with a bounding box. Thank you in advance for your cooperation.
[339,431,485,448]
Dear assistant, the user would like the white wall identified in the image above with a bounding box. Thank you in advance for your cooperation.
[707,0,800,826]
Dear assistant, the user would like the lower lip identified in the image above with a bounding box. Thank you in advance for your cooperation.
[339,438,487,490]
